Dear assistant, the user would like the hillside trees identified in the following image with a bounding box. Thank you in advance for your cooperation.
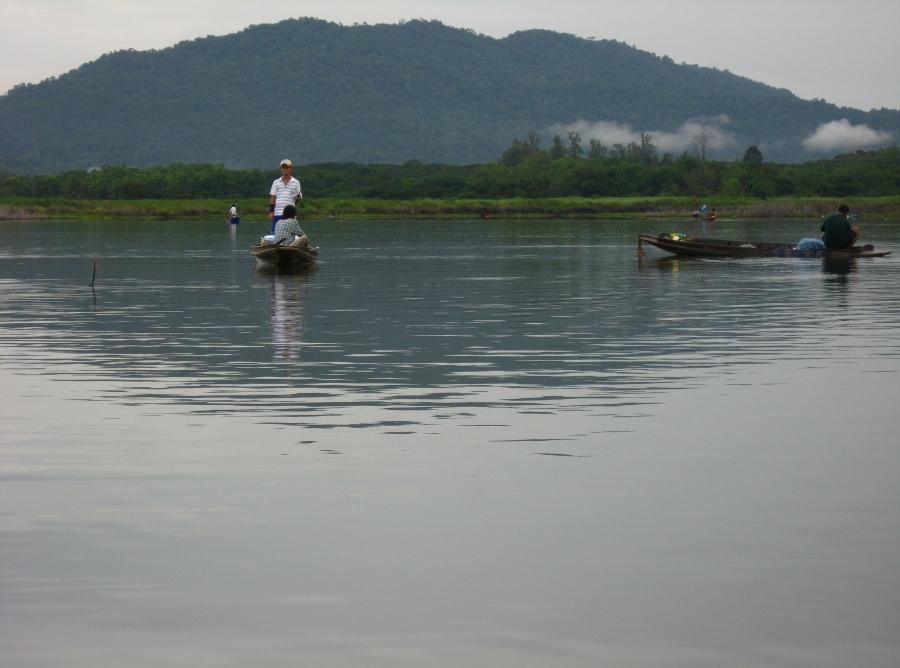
[1,18,898,172]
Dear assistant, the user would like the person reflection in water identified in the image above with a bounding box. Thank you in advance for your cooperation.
[272,204,309,248]
[269,273,308,364]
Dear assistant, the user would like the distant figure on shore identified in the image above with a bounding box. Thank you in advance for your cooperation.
[821,204,859,249]
[273,204,309,248]
[709,208,716,221]
[269,158,302,234]
[228,204,239,225]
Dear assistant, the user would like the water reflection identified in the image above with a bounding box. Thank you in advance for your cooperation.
[822,256,857,276]
[643,254,867,276]
[257,267,314,363]
[1,219,899,668]
[0,220,896,422]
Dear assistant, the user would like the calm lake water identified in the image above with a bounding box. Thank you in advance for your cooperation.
[1,217,899,667]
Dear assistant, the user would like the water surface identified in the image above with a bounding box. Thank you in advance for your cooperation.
[1,218,899,667]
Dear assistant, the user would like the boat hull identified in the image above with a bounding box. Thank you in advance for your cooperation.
[638,234,891,259]
[250,244,319,266]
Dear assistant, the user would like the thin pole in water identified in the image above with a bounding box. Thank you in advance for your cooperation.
[89,262,98,288]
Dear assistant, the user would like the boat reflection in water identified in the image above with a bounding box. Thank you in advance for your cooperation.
[822,255,858,276]
[641,254,864,277]
[254,265,317,364]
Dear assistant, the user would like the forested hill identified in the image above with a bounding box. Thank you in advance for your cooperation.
[1,17,897,174]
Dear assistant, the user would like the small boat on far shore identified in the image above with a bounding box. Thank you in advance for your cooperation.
[638,233,892,259]
[250,242,319,267]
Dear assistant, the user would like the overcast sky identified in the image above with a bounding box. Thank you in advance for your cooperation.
[1,0,898,111]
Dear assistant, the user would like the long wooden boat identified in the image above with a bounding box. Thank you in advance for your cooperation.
[638,233,891,259]
[250,243,320,266]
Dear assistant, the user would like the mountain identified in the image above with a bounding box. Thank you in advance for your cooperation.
[0,17,897,174]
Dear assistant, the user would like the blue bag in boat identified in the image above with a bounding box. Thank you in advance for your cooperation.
[796,238,826,250]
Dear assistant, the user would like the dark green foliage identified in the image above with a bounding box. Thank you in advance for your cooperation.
[1,18,897,174]
[549,136,566,160]
[498,132,541,167]
[587,139,606,161]
[567,132,584,159]
[0,162,272,199]
[743,145,764,163]
[1,145,897,200]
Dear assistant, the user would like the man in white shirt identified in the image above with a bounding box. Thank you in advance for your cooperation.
[269,158,302,233]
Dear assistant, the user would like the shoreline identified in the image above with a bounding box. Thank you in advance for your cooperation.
[2,196,899,221]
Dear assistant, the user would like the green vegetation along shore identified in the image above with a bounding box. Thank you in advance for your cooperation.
[2,196,899,221]
[2,142,897,221]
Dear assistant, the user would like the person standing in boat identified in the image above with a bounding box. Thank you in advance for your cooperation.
[228,204,239,224]
[273,204,309,248]
[269,158,302,234]
[821,204,859,249]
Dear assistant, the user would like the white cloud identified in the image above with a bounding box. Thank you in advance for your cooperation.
[802,119,892,152]
[548,118,735,154]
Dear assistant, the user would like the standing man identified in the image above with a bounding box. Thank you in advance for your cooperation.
[821,204,860,249]
[269,158,302,234]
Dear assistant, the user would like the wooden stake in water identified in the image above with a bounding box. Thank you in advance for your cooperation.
[89,262,98,288]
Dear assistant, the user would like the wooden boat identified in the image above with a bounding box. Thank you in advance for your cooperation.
[638,233,891,259]
[250,242,319,266]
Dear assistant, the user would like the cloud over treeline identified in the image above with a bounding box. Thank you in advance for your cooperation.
[803,119,892,152]
[548,117,736,154]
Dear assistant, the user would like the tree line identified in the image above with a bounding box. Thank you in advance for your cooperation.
[483,133,899,199]
[0,139,897,201]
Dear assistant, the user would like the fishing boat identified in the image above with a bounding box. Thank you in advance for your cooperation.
[638,233,891,259]
[250,242,319,267]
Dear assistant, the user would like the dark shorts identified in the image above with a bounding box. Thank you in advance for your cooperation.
[823,228,859,249]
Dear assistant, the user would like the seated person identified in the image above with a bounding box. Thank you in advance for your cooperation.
[821,204,860,249]
[272,204,308,248]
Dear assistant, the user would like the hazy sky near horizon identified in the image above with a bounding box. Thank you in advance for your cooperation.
[1,0,898,111]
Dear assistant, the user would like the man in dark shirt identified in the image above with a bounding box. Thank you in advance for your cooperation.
[821,204,859,249]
